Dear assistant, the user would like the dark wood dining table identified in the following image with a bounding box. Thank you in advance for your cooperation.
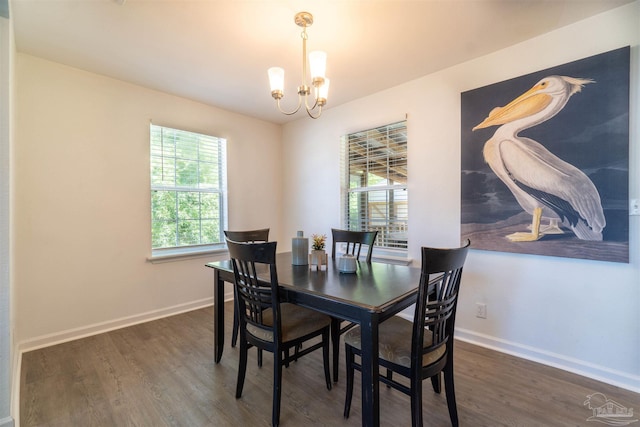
[206,252,421,427]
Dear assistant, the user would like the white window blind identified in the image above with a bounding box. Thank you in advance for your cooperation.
[150,124,227,252]
[341,121,408,251]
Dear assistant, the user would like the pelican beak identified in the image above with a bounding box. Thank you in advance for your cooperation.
[472,83,552,131]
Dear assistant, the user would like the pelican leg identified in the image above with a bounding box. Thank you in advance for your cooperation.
[507,207,543,242]
[540,219,564,235]
[527,218,564,234]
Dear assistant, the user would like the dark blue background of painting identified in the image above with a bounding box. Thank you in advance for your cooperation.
[461,47,629,243]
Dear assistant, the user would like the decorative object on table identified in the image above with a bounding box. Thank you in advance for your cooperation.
[309,233,327,270]
[311,233,326,251]
[338,254,357,273]
[292,230,309,265]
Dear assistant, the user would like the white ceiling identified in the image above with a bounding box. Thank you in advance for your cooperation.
[11,0,632,124]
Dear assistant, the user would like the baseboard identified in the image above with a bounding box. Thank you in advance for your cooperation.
[0,416,14,427]
[18,297,218,353]
[10,346,21,427]
[455,327,640,394]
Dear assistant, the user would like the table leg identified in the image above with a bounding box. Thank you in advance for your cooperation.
[214,269,225,363]
[331,317,340,382]
[359,314,380,427]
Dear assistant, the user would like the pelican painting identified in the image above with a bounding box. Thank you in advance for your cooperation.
[461,47,630,263]
[472,75,606,242]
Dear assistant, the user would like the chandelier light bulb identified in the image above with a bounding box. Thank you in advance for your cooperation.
[268,67,285,98]
[318,78,330,104]
[309,51,327,80]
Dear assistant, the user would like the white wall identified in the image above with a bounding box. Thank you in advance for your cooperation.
[282,2,640,391]
[14,54,283,349]
[1,4,16,427]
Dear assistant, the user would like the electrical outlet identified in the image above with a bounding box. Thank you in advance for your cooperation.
[630,199,640,216]
[475,303,487,319]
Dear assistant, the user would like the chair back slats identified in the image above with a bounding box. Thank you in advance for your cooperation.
[413,240,470,364]
[331,228,378,263]
[227,240,281,341]
[234,259,269,325]
[420,294,457,355]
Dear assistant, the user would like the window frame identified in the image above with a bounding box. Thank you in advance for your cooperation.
[340,120,408,260]
[149,124,228,260]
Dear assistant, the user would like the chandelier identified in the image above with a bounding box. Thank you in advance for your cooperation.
[268,11,329,119]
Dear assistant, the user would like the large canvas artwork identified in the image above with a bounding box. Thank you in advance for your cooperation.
[461,47,629,263]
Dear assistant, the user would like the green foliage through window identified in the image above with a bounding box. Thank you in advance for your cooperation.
[151,125,227,250]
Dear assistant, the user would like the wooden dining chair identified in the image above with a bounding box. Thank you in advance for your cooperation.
[343,240,470,427]
[331,228,378,263]
[227,239,332,427]
[224,228,270,349]
[330,228,378,381]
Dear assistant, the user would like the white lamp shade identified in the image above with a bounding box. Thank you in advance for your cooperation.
[308,51,327,80]
[268,67,285,92]
[318,77,330,100]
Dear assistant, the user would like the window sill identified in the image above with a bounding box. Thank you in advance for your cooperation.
[335,249,412,266]
[371,247,411,265]
[371,254,413,266]
[148,246,228,264]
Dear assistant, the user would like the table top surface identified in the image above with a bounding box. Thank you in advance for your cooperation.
[206,252,422,313]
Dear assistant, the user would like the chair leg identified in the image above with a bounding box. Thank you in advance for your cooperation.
[322,329,332,390]
[331,317,341,382]
[273,350,283,427]
[443,365,459,427]
[235,299,262,366]
[343,344,355,418]
[386,368,393,388]
[431,372,441,393]
[410,375,423,427]
[294,343,302,361]
[231,298,239,348]
[235,340,248,398]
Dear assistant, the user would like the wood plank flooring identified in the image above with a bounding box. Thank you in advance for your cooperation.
[21,302,639,426]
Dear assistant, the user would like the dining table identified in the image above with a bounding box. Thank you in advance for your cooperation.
[206,251,422,427]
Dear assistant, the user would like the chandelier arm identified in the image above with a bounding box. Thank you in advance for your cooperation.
[302,83,322,118]
[304,90,319,111]
[306,104,322,119]
[275,95,303,116]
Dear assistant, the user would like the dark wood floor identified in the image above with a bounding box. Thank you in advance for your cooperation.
[21,302,639,426]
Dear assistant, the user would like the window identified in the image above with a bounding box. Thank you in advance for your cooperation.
[150,124,227,256]
[341,121,408,253]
